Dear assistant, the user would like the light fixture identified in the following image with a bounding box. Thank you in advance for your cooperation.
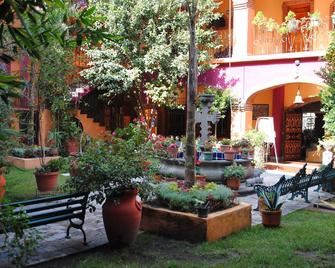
[293,86,304,105]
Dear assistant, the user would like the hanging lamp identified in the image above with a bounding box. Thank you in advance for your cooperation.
[293,86,304,104]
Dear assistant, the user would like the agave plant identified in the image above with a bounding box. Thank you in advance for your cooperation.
[257,184,284,211]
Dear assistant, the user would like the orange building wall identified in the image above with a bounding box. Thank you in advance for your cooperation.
[248,88,274,128]
[255,0,284,23]
[284,83,321,107]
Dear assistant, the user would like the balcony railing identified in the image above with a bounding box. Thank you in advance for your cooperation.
[253,17,330,55]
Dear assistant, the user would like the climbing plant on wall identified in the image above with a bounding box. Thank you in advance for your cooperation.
[319,32,335,137]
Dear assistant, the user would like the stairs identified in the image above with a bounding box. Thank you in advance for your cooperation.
[75,110,110,140]
[265,161,321,174]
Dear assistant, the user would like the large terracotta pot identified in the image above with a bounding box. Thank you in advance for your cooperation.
[35,171,59,192]
[66,139,79,156]
[261,209,282,227]
[102,189,142,248]
[226,177,240,190]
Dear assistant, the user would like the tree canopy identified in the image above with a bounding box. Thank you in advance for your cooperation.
[81,0,221,116]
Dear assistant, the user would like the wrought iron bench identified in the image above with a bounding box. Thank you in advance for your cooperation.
[0,192,89,244]
[254,159,335,205]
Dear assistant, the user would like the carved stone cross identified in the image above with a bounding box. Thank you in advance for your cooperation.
[195,95,220,145]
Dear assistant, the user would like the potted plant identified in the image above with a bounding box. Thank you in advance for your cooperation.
[285,11,299,33]
[35,158,64,192]
[222,163,246,190]
[61,117,82,156]
[202,140,213,161]
[257,185,284,228]
[167,143,179,158]
[309,11,320,28]
[64,121,154,248]
[220,138,231,152]
[47,130,63,156]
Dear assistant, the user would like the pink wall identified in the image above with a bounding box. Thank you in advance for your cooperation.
[198,57,325,100]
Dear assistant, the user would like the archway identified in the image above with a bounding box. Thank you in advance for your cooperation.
[246,82,323,162]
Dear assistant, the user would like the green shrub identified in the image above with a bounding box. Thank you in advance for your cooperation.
[222,163,246,180]
[36,158,64,174]
[154,182,234,213]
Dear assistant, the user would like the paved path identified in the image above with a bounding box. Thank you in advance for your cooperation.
[0,171,334,267]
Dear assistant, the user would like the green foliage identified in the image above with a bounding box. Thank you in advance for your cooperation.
[319,32,335,137]
[243,129,266,148]
[36,158,65,173]
[256,184,284,211]
[0,206,42,267]
[252,11,267,27]
[204,87,231,119]
[154,181,234,212]
[64,122,154,205]
[222,163,246,180]
[81,0,221,111]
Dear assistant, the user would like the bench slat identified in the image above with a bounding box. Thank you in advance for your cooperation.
[1,192,87,208]
[28,213,83,228]
[24,199,84,214]
[28,206,83,221]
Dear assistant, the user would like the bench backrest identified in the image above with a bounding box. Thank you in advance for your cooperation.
[0,192,89,229]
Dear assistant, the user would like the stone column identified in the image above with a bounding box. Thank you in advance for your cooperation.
[232,0,255,57]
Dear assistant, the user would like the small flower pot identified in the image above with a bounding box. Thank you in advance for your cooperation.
[202,152,213,161]
[66,139,79,156]
[167,147,178,158]
[220,145,230,152]
[224,151,235,161]
[35,171,59,192]
[226,177,240,190]
[195,174,206,185]
[260,209,282,228]
[197,207,209,218]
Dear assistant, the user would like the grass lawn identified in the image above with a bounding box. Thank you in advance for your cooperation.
[3,166,68,202]
[34,210,335,268]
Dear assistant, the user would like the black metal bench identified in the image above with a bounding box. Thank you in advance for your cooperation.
[0,192,89,244]
[254,159,335,204]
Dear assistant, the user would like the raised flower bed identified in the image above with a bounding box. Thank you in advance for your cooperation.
[141,181,252,243]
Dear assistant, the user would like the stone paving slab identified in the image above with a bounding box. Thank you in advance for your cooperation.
[0,171,334,267]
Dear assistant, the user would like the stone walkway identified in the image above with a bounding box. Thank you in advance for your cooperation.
[0,171,334,267]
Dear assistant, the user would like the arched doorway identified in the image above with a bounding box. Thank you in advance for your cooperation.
[285,97,324,161]
[246,83,323,162]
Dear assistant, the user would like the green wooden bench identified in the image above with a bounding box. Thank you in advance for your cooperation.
[0,192,89,245]
[254,159,335,205]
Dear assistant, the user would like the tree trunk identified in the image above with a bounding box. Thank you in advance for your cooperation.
[184,0,198,187]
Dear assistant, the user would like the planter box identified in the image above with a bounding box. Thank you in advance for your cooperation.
[140,202,251,243]
[6,156,60,170]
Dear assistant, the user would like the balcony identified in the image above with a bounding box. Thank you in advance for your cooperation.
[211,14,331,62]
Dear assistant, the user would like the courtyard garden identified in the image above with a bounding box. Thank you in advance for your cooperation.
[1,0,335,268]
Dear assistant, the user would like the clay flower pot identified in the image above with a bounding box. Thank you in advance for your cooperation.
[35,171,59,192]
[66,139,79,156]
[261,209,282,227]
[224,151,236,161]
[167,147,178,158]
[102,190,142,248]
[226,177,240,190]
[195,174,206,185]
